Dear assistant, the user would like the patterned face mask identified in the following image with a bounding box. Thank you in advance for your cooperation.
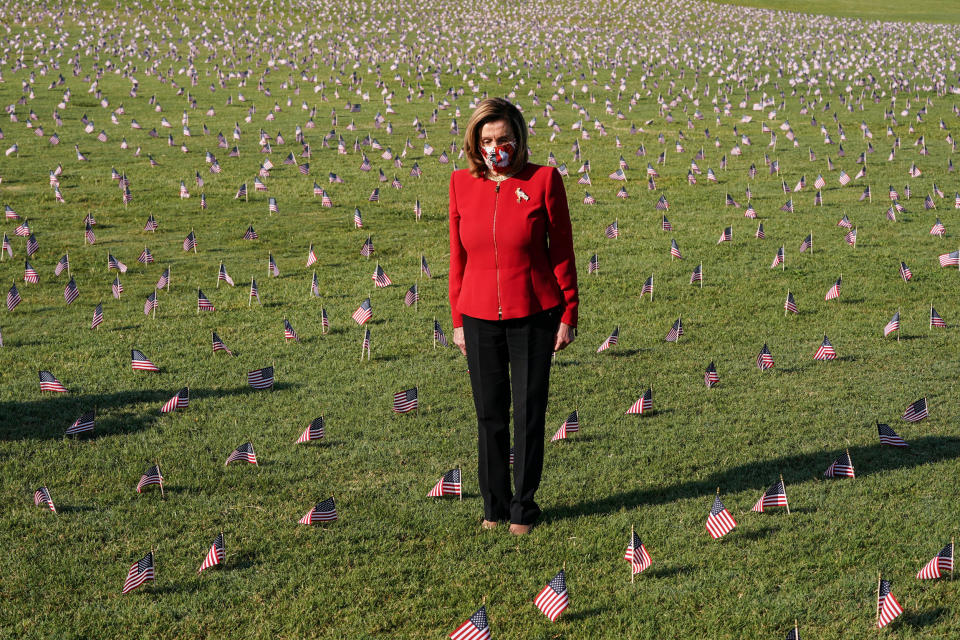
[481,141,515,170]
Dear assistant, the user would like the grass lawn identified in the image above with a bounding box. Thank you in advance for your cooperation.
[1,1,959,638]
[712,0,960,24]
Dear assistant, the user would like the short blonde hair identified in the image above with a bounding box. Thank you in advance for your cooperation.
[463,98,528,178]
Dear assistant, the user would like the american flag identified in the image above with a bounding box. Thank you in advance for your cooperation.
[534,570,569,622]
[427,468,462,497]
[626,388,653,414]
[588,254,599,274]
[368,188,380,202]
[55,254,69,276]
[372,264,392,287]
[751,479,788,512]
[360,235,374,256]
[311,272,321,298]
[665,317,683,341]
[813,335,836,360]
[824,451,855,478]
[916,542,953,580]
[899,262,912,282]
[433,320,448,347]
[745,205,757,219]
[268,254,280,277]
[655,195,669,210]
[161,387,189,413]
[321,308,330,332]
[121,552,155,594]
[297,417,326,443]
[877,422,908,447]
[34,486,56,512]
[624,530,652,574]
[837,170,851,185]
[306,245,318,267]
[661,215,672,231]
[299,496,338,524]
[706,494,737,538]
[2,234,11,257]
[876,578,903,629]
[268,197,279,213]
[420,255,431,278]
[352,298,372,325]
[577,173,591,185]
[136,465,163,493]
[131,349,160,372]
[183,231,196,252]
[717,227,732,244]
[780,199,793,213]
[212,332,233,356]
[640,276,653,298]
[704,361,719,388]
[605,220,619,238]
[91,302,104,329]
[837,215,852,228]
[551,410,580,441]
[670,239,682,259]
[26,234,39,256]
[64,411,96,436]
[197,289,215,312]
[844,228,857,246]
[756,344,774,370]
[825,277,842,300]
[725,193,738,207]
[284,319,299,342]
[393,388,419,413]
[107,254,127,273]
[218,263,235,286]
[225,442,258,465]
[930,307,946,328]
[689,264,702,285]
[784,292,798,314]
[883,311,900,337]
[799,234,812,252]
[143,291,159,316]
[198,533,225,574]
[930,219,945,236]
[39,370,68,393]
[597,327,619,352]
[235,183,247,199]
[63,277,79,305]
[254,177,268,191]
[449,606,490,640]
[939,250,960,267]
[247,366,275,390]
[24,261,39,283]
[771,247,784,268]
[902,397,928,422]
[6,284,20,311]
[243,226,258,240]
[138,247,154,264]
[14,220,30,237]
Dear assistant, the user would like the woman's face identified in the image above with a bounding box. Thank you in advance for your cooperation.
[479,119,515,148]
[479,119,516,171]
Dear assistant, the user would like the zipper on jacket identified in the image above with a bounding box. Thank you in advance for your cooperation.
[493,181,502,319]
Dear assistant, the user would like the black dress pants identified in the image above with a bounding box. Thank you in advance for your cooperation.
[462,307,560,525]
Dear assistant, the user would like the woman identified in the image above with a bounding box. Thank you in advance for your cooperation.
[449,97,578,535]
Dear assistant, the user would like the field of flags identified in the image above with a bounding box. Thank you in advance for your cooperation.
[2,0,960,637]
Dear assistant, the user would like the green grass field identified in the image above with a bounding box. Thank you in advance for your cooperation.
[714,0,960,24]
[1,0,959,638]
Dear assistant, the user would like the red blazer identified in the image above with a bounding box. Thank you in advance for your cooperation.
[449,163,578,328]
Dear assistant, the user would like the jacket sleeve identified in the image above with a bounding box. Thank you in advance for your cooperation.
[448,172,466,328]
[544,167,579,327]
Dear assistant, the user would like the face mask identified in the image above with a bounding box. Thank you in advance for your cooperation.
[481,141,515,170]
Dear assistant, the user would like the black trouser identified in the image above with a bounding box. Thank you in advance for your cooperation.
[462,307,560,525]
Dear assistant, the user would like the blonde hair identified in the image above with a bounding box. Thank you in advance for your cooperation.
[463,98,528,178]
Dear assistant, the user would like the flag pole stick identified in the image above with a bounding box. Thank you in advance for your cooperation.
[157,460,165,499]
[699,262,702,289]
[951,536,954,581]
[197,288,200,314]
[167,265,171,292]
[875,571,881,626]
[248,279,253,307]
[785,290,789,317]
[458,464,462,502]
[192,228,197,254]
[810,231,813,256]
[217,262,222,288]
[66,252,70,277]
[782,248,785,272]
[433,316,436,349]
[631,524,635,584]
[929,302,933,332]
[781,473,790,514]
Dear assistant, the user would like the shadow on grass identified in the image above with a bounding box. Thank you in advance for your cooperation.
[0,384,301,441]
[542,436,960,523]
[901,608,948,629]
[643,565,692,579]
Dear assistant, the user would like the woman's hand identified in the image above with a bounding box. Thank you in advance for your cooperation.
[553,322,575,352]
[453,326,467,356]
